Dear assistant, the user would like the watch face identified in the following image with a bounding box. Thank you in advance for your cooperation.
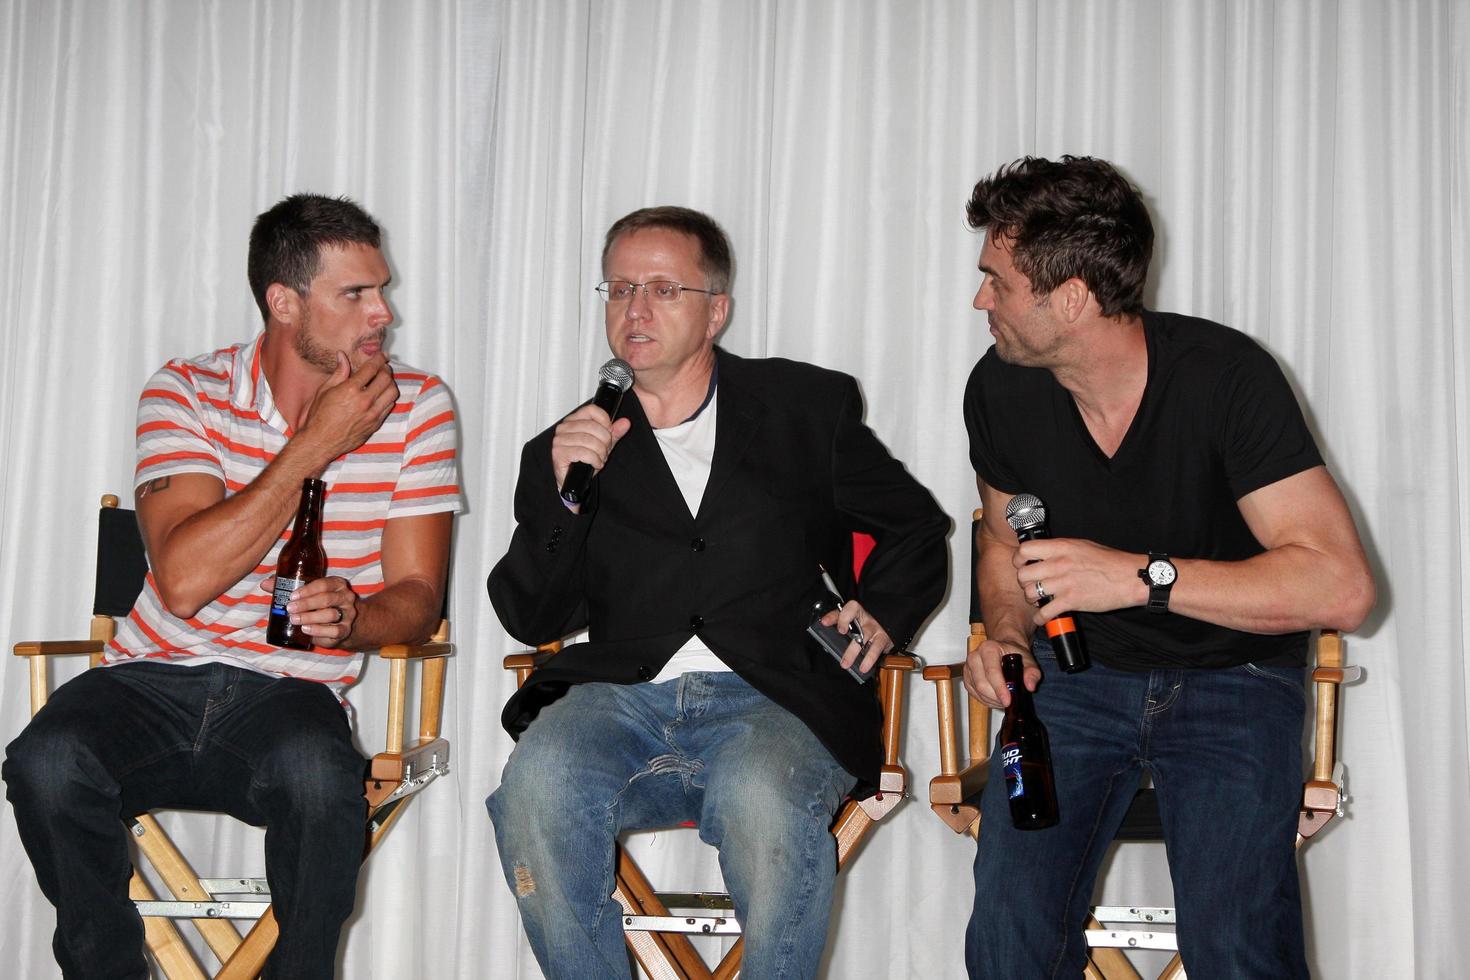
[1148,560,1177,587]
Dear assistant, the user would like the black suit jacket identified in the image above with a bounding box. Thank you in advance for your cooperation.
[488,348,949,787]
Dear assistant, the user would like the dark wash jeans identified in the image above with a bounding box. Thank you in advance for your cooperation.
[3,661,366,980]
[966,639,1309,980]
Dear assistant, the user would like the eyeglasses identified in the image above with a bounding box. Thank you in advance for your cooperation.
[595,280,722,303]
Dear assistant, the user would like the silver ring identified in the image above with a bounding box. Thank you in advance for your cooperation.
[332,607,345,624]
[1035,581,1048,601]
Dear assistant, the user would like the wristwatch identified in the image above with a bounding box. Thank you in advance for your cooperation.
[1138,552,1177,614]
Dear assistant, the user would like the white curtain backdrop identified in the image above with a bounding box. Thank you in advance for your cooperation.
[1,1,1466,977]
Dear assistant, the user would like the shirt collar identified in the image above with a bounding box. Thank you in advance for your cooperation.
[679,357,719,425]
[232,331,288,433]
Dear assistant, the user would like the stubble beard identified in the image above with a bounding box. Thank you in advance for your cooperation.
[293,312,386,374]
[991,299,1061,368]
[293,310,340,374]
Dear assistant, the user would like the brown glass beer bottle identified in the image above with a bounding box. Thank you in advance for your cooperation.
[1000,652,1059,830]
[265,478,327,650]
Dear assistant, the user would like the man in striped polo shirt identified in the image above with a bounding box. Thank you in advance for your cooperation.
[4,194,461,979]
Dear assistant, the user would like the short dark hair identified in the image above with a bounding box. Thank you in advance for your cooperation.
[247,194,382,322]
[966,156,1152,317]
[601,206,734,294]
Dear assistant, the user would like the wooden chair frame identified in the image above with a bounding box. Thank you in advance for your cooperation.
[13,494,454,980]
[503,644,917,980]
[925,511,1360,980]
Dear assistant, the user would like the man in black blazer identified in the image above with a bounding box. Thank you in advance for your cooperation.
[486,206,948,979]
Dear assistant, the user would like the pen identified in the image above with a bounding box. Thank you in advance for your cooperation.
[818,564,843,601]
[817,564,863,644]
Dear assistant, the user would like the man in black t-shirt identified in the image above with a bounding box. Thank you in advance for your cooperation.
[959,157,1375,980]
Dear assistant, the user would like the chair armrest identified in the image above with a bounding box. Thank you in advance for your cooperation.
[501,646,910,675]
[375,617,452,661]
[13,640,107,657]
[376,640,453,661]
[15,638,112,715]
[503,642,564,686]
[879,653,918,672]
[502,649,559,671]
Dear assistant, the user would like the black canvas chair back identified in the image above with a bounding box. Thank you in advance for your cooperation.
[94,503,148,618]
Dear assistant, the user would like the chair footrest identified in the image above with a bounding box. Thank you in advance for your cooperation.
[196,878,269,895]
[134,900,271,920]
[1092,906,1175,924]
[1085,928,1178,951]
[623,914,742,936]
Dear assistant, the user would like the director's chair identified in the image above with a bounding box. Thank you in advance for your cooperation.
[924,510,1360,980]
[502,532,916,980]
[12,494,453,979]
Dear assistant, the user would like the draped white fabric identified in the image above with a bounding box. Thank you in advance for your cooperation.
[1,1,1466,977]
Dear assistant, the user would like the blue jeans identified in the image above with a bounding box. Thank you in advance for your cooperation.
[3,661,367,980]
[487,671,856,980]
[966,641,1309,980]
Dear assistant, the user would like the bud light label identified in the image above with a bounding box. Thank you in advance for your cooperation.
[1002,741,1024,799]
[270,577,306,618]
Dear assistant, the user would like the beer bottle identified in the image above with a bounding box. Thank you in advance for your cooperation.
[265,478,328,651]
[999,652,1059,829]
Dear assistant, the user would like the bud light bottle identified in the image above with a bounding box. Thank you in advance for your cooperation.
[1000,652,1058,829]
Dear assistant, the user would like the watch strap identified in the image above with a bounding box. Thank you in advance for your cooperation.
[1143,552,1173,614]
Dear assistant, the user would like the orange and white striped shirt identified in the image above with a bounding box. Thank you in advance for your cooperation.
[106,333,462,694]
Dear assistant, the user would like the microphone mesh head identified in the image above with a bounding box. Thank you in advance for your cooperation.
[599,358,635,392]
[1005,493,1047,533]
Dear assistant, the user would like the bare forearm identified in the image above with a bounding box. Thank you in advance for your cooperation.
[1163,543,1375,634]
[1008,468,1375,637]
[1163,469,1376,633]
[148,437,335,616]
[977,536,1035,653]
[966,516,1044,706]
[343,577,442,650]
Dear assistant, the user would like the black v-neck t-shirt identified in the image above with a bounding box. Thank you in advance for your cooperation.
[963,310,1323,669]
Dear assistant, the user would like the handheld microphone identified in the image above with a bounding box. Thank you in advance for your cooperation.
[559,358,635,505]
[1005,493,1090,674]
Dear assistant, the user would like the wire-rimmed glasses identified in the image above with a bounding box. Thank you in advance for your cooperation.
[595,280,721,303]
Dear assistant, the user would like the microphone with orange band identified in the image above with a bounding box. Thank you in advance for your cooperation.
[1005,493,1091,674]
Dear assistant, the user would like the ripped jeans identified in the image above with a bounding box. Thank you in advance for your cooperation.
[487,671,855,980]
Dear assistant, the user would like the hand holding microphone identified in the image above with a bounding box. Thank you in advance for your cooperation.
[556,358,635,505]
[1005,493,1090,674]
